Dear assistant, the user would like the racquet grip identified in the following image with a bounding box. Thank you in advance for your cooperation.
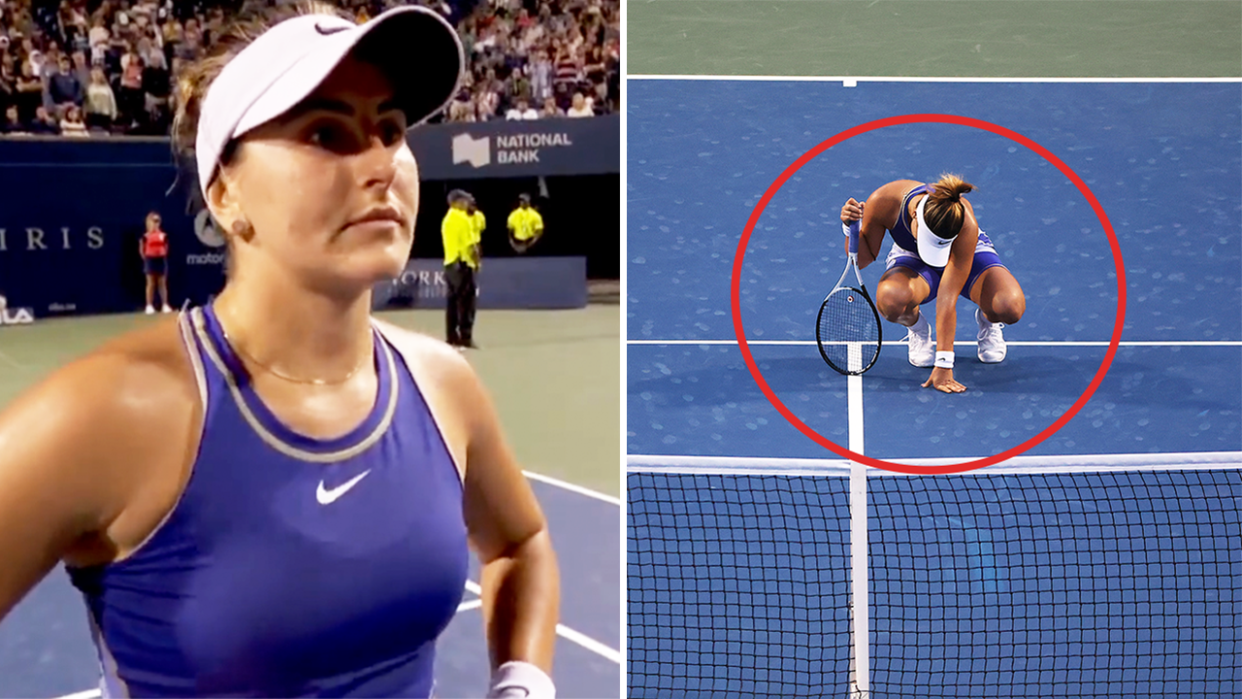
[847,220,860,255]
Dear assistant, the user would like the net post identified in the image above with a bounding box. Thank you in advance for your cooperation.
[847,372,870,698]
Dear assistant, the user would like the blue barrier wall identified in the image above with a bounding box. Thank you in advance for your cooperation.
[0,139,224,316]
[372,257,587,310]
[0,120,614,316]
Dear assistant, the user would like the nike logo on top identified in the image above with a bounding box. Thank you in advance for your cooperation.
[316,470,372,505]
[314,23,349,35]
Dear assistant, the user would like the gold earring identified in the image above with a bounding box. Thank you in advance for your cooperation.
[231,219,252,241]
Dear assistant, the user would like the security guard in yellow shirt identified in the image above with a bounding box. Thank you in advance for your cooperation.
[507,193,544,253]
[467,194,486,250]
[442,189,480,348]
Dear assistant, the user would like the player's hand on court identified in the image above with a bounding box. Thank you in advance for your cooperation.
[922,367,966,393]
[840,198,864,224]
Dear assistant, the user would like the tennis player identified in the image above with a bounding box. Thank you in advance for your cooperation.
[140,210,173,314]
[841,174,1026,393]
[0,4,559,698]
[507,193,544,253]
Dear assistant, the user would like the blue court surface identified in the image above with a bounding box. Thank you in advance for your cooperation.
[625,77,1241,699]
[627,79,1242,461]
[0,478,620,698]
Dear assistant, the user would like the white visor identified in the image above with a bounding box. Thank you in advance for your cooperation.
[195,6,463,198]
[914,194,957,268]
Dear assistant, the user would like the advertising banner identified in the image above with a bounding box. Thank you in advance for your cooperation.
[407,115,620,180]
[372,257,587,310]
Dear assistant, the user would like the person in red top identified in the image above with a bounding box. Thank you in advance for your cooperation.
[139,210,172,314]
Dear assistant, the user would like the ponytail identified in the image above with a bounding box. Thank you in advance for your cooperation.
[923,173,974,239]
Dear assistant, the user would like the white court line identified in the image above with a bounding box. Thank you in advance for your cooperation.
[629,74,1242,84]
[523,470,621,506]
[463,581,621,665]
[846,367,868,694]
[456,598,484,613]
[628,339,1242,347]
[0,348,28,370]
[52,691,100,699]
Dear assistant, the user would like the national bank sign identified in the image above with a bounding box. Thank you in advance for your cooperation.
[452,131,574,168]
[411,115,619,180]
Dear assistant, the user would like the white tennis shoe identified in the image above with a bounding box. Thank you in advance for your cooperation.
[907,317,935,367]
[977,307,1007,363]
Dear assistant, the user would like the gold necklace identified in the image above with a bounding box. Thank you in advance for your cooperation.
[224,331,371,386]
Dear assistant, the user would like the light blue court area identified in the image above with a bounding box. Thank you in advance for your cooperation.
[627,79,1242,463]
[629,343,1241,460]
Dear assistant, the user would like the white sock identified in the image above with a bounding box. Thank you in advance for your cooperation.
[909,312,930,336]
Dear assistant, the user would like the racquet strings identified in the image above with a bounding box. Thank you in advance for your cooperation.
[818,288,880,373]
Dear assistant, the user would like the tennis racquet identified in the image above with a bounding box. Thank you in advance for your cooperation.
[816,219,882,375]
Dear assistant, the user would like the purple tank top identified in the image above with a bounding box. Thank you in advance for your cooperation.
[67,305,468,697]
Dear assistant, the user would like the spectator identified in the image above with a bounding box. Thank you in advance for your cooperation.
[89,17,110,64]
[70,49,91,88]
[566,91,592,118]
[529,47,553,102]
[161,15,183,51]
[505,64,530,106]
[474,79,498,121]
[30,105,60,134]
[447,87,475,122]
[1,0,620,136]
[47,54,83,108]
[2,104,27,134]
[84,65,116,129]
[584,44,607,103]
[0,62,14,114]
[116,52,142,127]
[13,61,42,124]
[59,104,87,136]
[120,41,141,72]
[141,47,169,130]
[505,96,537,120]
[539,95,562,118]
[25,47,45,79]
[552,46,579,98]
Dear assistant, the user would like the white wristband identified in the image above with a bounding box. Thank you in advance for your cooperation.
[934,351,954,369]
[487,661,556,699]
[842,221,852,237]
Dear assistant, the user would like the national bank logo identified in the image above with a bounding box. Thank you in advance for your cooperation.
[452,133,491,168]
[452,130,575,169]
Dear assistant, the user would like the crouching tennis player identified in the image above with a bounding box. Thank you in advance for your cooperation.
[0,3,559,697]
[841,174,1026,393]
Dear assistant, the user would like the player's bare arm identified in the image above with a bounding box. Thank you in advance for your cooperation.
[0,321,198,621]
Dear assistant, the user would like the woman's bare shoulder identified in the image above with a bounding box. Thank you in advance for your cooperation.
[0,316,201,552]
[2,316,199,457]
[878,179,923,200]
[371,317,474,380]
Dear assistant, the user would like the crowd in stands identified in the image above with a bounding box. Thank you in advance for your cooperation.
[0,0,618,137]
